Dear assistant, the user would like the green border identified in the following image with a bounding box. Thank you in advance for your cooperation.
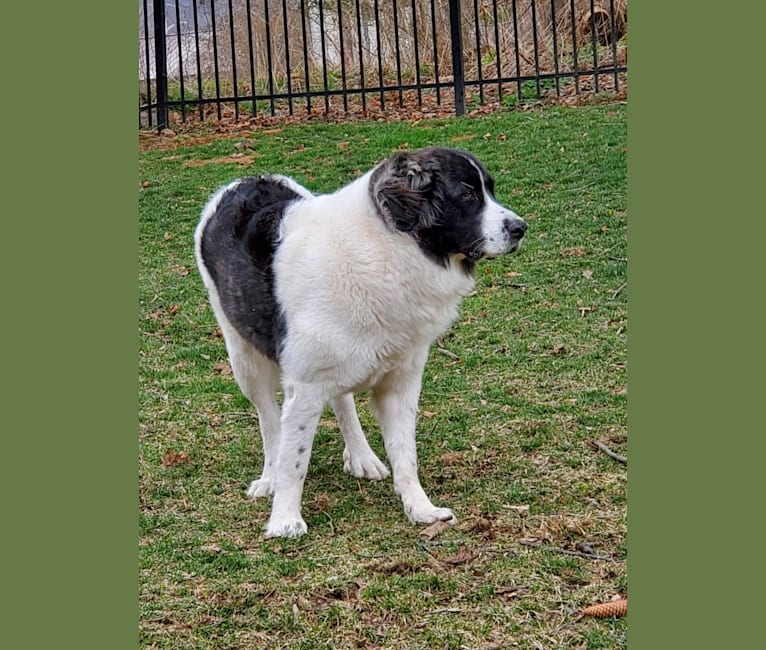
[8,2,760,647]
[4,4,137,648]
[630,4,764,648]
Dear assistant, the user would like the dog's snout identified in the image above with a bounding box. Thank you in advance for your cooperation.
[504,218,527,240]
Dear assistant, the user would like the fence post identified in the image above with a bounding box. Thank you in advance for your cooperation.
[153,0,169,130]
[448,0,465,116]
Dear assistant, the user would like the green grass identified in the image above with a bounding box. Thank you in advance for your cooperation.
[139,103,627,649]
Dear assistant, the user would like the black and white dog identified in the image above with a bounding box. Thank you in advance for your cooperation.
[194,147,526,538]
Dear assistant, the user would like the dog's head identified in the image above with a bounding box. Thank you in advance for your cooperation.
[370,147,527,271]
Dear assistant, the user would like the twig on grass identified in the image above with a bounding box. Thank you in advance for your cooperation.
[322,511,335,536]
[519,538,621,562]
[611,282,627,300]
[436,346,461,360]
[589,439,627,464]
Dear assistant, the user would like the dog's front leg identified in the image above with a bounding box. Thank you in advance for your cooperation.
[265,382,325,538]
[370,352,457,526]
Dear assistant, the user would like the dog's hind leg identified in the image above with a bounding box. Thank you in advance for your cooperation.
[219,326,281,499]
[332,393,390,480]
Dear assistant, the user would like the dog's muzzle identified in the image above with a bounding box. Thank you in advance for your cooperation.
[504,217,527,252]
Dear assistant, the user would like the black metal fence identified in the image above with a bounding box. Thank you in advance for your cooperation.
[139,0,627,129]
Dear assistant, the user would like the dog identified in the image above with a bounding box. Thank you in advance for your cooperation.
[194,146,527,538]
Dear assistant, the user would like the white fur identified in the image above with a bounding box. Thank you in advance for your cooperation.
[261,173,474,536]
[196,162,521,538]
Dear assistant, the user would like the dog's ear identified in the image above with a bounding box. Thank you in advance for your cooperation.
[371,152,437,232]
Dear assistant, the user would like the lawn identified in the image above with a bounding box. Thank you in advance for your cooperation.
[139,103,627,649]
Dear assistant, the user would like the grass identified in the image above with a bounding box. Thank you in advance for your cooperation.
[139,103,627,649]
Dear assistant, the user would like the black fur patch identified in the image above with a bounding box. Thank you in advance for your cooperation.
[370,147,492,271]
[199,176,302,362]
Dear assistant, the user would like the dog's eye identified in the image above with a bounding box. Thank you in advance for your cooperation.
[461,188,478,201]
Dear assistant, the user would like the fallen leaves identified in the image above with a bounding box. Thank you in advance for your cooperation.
[213,361,232,376]
[372,560,421,576]
[549,343,567,356]
[162,449,190,468]
[313,493,331,512]
[439,546,479,565]
[439,451,468,467]
[172,265,193,277]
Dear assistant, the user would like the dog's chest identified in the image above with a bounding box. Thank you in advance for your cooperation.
[274,210,474,386]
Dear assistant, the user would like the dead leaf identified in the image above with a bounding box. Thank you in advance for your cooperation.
[172,265,192,277]
[440,546,479,565]
[337,141,350,149]
[422,410,437,419]
[261,128,283,135]
[561,247,585,257]
[162,449,190,468]
[213,361,232,375]
[164,231,172,241]
[419,519,451,541]
[314,493,331,512]
[460,517,493,534]
[374,560,420,576]
[583,269,594,279]
[550,343,567,356]
[167,304,180,316]
[439,451,466,466]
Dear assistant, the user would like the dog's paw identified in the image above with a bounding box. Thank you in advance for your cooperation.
[406,504,457,526]
[265,516,308,538]
[246,477,274,499]
[343,448,390,480]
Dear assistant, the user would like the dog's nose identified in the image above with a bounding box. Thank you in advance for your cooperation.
[504,218,527,240]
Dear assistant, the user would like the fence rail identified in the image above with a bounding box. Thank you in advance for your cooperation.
[139,0,627,129]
